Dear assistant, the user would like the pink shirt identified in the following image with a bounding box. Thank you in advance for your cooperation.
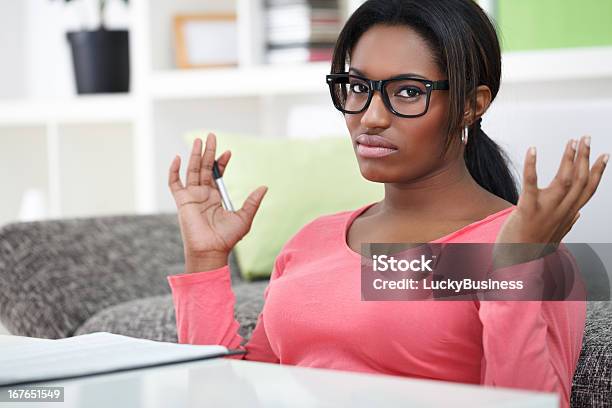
[168,202,586,408]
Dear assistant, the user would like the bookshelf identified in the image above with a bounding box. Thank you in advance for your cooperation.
[0,0,611,226]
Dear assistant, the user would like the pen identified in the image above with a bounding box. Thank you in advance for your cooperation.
[212,160,235,211]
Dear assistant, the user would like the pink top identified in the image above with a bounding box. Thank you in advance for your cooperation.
[167,202,586,408]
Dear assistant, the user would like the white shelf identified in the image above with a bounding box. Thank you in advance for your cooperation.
[501,46,612,83]
[150,62,331,99]
[0,95,135,126]
[147,46,612,101]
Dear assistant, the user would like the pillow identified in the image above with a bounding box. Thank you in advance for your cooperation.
[184,132,382,280]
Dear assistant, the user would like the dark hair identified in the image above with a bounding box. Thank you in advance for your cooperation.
[331,0,519,204]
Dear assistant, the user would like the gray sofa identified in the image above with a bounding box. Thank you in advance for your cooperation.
[0,214,609,407]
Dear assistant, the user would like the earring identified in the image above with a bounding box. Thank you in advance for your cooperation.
[461,126,469,145]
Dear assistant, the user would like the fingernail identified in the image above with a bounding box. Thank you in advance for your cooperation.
[584,136,591,147]
[529,146,536,156]
[570,139,577,150]
[603,154,609,165]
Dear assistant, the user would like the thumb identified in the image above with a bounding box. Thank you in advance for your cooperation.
[236,186,268,227]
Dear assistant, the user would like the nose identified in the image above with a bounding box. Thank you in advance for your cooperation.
[360,90,392,129]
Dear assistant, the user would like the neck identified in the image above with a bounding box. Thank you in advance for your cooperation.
[381,155,487,219]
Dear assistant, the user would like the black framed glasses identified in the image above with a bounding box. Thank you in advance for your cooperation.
[326,72,449,118]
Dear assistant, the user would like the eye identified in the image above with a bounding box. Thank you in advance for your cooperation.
[349,82,369,94]
[396,87,423,98]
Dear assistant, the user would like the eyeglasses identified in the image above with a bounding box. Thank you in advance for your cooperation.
[326,72,449,118]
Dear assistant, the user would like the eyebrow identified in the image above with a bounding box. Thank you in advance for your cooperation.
[348,67,427,80]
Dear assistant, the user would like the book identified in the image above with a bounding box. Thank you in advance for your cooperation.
[0,332,243,387]
[264,0,340,64]
[268,31,339,45]
[266,6,340,22]
[267,47,334,63]
[265,0,339,8]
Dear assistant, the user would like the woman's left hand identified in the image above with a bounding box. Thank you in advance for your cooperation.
[493,135,608,266]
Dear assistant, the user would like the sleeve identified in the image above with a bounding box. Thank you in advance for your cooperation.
[477,244,587,408]
[166,254,286,364]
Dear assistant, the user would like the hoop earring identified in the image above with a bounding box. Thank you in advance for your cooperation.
[461,126,469,145]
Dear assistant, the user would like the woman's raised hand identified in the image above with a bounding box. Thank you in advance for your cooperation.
[496,135,608,246]
[168,133,268,269]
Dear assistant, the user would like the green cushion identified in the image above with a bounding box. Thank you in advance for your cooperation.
[184,132,383,281]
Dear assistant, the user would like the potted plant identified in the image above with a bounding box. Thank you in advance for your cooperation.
[56,0,130,94]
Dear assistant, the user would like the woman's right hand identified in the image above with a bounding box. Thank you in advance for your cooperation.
[168,132,268,269]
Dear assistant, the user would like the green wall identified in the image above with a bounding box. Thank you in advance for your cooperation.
[496,0,612,51]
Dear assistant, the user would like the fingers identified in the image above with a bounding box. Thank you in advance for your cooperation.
[168,155,184,193]
[204,150,230,193]
[517,146,539,211]
[216,150,231,177]
[550,138,579,204]
[558,136,590,212]
[515,137,607,244]
[200,133,218,187]
[186,138,203,187]
[570,153,609,212]
[235,186,268,229]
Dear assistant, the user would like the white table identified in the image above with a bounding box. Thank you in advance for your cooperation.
[0,335,558,407]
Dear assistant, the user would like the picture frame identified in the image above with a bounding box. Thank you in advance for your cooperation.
[174,13,239,69]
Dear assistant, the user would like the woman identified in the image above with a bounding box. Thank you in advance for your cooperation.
[166,0,608,406]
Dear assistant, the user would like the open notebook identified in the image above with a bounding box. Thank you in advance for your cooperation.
[0,332,244,386]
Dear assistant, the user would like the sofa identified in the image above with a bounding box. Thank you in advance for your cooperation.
[0,213,610,407]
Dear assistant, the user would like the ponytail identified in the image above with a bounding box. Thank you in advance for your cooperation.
[464,118,519,204]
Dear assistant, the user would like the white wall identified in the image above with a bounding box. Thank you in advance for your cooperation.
[0,126,49,226]
[0,2,26,98]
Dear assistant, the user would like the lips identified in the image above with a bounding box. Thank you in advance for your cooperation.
[354,134,399,159]
[355,134,398,150]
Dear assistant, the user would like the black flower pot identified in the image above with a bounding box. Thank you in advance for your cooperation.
[66,29,130,94]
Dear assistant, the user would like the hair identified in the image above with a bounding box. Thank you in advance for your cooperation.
[331,0,519,204]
